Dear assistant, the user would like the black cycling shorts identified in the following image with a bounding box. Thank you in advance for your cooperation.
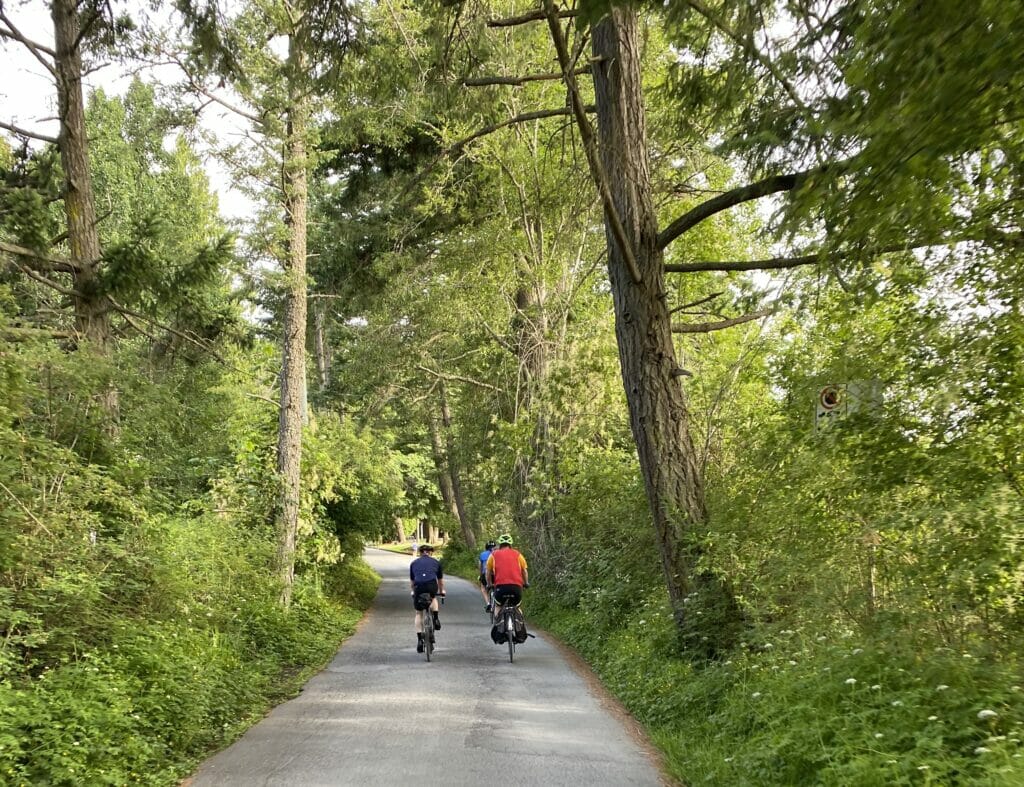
[492,584,522,606]
[413,580,439,610]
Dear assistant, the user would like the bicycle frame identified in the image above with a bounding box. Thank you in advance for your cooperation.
[499,601,521,663]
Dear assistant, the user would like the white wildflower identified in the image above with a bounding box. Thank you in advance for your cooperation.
[751,692,762,699]
[978,709,998,720]
[891,700,903,707]
[928,716,939,721]
[974,747,990,755]
[875,733,884,739]
[845,678,857,685]
[871,684,882,690]
[936,685,949,691]
[917,765,930,771]
[852,648,864,655]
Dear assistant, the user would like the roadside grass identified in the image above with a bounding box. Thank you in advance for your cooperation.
[0,541,380,787]
[528,591,1024,786]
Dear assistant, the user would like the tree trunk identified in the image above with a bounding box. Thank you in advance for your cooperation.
[591,9,742,654]
[275,33,309,607]
[509,254,556,565]
[428,414,460,521]
[51,0,110,351]
[438,383,477,551]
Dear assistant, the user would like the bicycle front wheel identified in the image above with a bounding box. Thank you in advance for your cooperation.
[506,612,515,663]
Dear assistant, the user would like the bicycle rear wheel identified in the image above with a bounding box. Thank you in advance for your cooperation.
[424,613,434,662]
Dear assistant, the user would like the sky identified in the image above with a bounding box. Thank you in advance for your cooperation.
[0,2,255,222]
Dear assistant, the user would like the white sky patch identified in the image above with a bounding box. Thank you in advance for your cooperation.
[0,3,257,222]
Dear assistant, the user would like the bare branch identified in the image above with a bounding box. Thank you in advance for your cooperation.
[463,66,590,87]
[488,8,577,27]
[160,49,266,127]
[666,254,823,273]
[664,233,993,274]
[245,392,281,409]
[5,256,81,297]
[543,0,643,284]
[658,160,854,250]
[672,309,772,333]
[670,291,725,314]
[0,11,56,76]
[448,106,593,154]
[415,364,502,393]
[106,296,226,363]
[0,240,81,273]
[0,119,58,145]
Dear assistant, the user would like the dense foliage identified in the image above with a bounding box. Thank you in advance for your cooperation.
[3,0,1023,784]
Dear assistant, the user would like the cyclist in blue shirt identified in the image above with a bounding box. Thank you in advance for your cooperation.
[478,540,496,612]
[410,544,445,653]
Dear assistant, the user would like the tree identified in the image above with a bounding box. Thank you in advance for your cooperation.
[169,0,362,604]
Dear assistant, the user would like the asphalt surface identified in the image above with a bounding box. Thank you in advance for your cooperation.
[186,548,666,786]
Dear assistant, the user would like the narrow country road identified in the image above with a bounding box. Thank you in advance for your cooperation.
[186,548,669,786]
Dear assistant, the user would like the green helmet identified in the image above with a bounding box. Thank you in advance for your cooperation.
[497,533,513,546]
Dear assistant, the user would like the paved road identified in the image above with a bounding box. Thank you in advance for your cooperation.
[187,548,666,786]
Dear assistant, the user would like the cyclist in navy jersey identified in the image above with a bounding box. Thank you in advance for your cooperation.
[478,540,496,612]
[410,544,445,653]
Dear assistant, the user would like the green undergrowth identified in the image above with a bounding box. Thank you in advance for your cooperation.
[530,593,1024,786]
[0,526,379,787]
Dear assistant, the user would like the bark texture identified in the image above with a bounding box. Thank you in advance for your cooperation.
[591,9,741,653]
[436,384,477,551]
[51,0,110,348]
[275,33,309,606]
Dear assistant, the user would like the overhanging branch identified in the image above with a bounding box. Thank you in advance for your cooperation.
[543,0,643,284]
[664,232,1010,274]
[666,253,823,273]
[658,160,851,250]
[0,120,58,145]
[672,309,772,333]
[488,8,577,27]
[0,240,81,273]
[448,106,593,154]
[415,364,502,393]
[0,11,56,76]
[463,65,591,87]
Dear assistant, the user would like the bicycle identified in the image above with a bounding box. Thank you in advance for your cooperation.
[495,591,532,663]
[487,586,499,626]
[498,601,519,662]
[422,593,444,662]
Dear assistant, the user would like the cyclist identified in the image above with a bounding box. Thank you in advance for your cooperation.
[478,540,496,612]
[410,543,445,653]
[485,534,528,641]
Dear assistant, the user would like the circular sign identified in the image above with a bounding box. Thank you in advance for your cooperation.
[819,385,843,410]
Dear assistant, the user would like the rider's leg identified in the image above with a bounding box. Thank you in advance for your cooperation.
[429,595,441,630]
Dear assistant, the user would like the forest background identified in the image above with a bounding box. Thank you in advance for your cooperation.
[1,0,1023,784]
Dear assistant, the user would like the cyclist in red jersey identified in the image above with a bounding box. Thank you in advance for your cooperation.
[485,533,528,623]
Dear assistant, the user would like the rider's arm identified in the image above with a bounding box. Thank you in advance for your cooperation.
[486,554,495,586]
[437,561,445,594]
